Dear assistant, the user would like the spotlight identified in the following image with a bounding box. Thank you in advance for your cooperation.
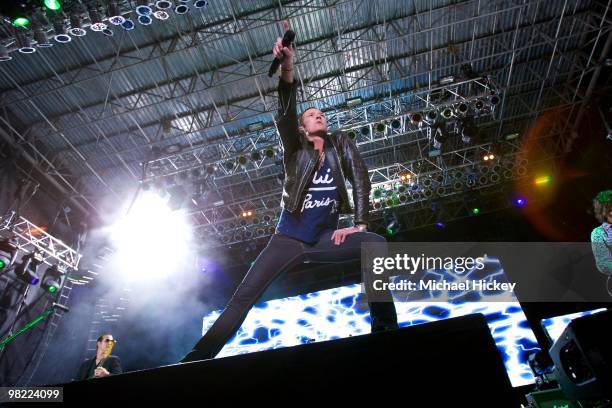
[69,14,87,36]
[107,2,125,25]
[250,151,261,161]
[483,153,495,161]
[53,19,72,44]
[0,45,12,62]
[44,0,62,11]
[514,197,526,208]
[436,221,445,228]
[138,14,153,25]
[471,207,480,216]
[15,31,36,54]
[425,110,437,124]
[88,7,107,31]
[360,126,370,136]
[347,130,357,140]
[156,0,173,9]
[399,173,412,183]
[237,156,248,166]
[455,102,469,117]
[0,239,17,273]
[375,122,386,135]
[489,94,501,106]
[193,0,209,8]
[474,99,485,111]
[534,175,552,186]
[122,19,135,30]
[264,148,275,159]
[410,112,423,125]
[15,253,43,285]
[102,28,114,37]
[383,210,400,236]
[391,119,401,129]
[431,126,446,150]
[34,27,53,47]
[175,3,189,14]
[153,10,170,20]
[42,265,65,294]
[136,0,153,16]
[441,107,453,119]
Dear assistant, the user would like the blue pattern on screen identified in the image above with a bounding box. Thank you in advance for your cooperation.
[202,256,540,387]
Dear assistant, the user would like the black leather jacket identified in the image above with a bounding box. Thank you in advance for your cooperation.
[276,79,371,228]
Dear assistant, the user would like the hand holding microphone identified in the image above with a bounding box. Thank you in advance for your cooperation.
[269,20,295,77]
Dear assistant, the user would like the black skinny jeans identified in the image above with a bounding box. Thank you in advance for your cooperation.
[188,229,398,358]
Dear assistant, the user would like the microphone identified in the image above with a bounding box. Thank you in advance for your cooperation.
[268,29,296,77]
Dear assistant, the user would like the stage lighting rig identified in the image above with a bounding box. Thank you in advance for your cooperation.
[42,264,66,294]
[107,1,125,25]
[15,252,44,285]
[0,238,17,274]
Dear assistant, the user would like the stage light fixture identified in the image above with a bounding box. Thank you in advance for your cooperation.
[431,126,446,150]
[175,3,189,14]
[375,122,386,135]
[347,130,357,140]
[383,210,400,236]
[69,14,87,36]
[102,28,114,37]
[13,16,30,27]
[44,0,62,11]
[399,173,412,183]
[153,10,169,20]
[250,151,261,161]
[489,94,501,106]
[474,99,485,111]
[360,126,370,136]
[390,119,401,129]
[15,253,43,285]
[441,107,453,119]
[455,102,469,117]
[193,0,209,8]
[238,155,248,166]
[136,0,153,15]
[264,148,275,159]
[15,31,36,54]
[122,18,135,30]
[471,207,480,216]
[425,110,437,124]
[107,2,125,25]
[0,45,11,62]
[514,197,526,208]
[0,239,17,273]
[534,175,551,186]
[410,112,423,125]
[53,19,72,44]
[88,7,107,31]
[156,0,173,10]
[42,265,65,294]
[34,27,53,47]
[138,14,152,25]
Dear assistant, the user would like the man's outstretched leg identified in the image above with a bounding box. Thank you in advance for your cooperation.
[303,229,398,332]
[180,233,305,362]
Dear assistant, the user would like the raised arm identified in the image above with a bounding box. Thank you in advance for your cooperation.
[273,25,300,155]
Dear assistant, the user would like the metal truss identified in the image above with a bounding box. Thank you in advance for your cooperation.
[0,0,607,240]
[0,211,81,270]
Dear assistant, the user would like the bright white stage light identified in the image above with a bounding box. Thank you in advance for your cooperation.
[110,191,193,282]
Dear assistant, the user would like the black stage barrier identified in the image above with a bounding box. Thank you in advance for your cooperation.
[48,313,517,405]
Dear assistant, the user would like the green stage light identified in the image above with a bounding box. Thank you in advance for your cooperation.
[471,207,480,215]
[44,0,61,10]
[13,17,30,27]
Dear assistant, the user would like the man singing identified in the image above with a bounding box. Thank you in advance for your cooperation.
[180,29,398,363]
